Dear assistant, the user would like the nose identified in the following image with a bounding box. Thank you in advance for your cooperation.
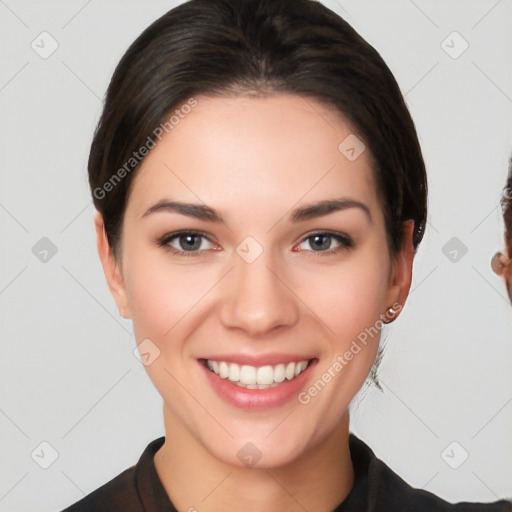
[219,251,299,337]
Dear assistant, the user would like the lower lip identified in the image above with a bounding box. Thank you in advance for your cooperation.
[200,360,317,410]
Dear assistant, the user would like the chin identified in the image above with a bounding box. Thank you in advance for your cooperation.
[204,434,312,470]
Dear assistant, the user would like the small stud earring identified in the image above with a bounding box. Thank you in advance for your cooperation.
[384,307,397,323]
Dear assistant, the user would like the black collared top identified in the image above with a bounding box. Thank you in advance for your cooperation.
[61,434,511,512]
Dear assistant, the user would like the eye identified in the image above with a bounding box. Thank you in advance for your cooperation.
[295,231,353,255]
[157,230,217,257]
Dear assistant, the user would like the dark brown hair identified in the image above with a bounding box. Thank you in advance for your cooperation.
[88,0,427,259]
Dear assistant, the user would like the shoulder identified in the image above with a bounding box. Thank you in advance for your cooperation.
[373,456,511,511]
[348,434,512,512]
[59,437,167,512]
[367,445,510,511]
[60,465,141,512]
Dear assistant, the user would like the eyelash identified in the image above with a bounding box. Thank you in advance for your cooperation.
[156,230,354,258]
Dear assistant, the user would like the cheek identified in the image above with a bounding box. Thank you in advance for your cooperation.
[295,257,390,413]
[121,239,217,340]
[128,268,219,342]
[297,252,390,344]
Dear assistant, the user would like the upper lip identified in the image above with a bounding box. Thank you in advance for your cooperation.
[199,353,316,366]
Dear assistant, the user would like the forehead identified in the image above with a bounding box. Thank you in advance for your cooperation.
[127,94,379,222]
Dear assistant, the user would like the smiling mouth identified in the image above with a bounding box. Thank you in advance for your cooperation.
[201,359,314,389]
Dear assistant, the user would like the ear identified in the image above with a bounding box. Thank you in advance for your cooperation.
[94,211,131,319]
[491,251,512,302]
[491,251,508,277]
[383,220,415,323]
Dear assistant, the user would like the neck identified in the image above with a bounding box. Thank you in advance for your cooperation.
[154,405,354,512]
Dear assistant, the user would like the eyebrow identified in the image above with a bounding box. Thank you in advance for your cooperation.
[289,198,372,223]
[141,198,372,224]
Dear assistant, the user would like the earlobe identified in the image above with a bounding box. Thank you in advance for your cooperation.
[383,220,415,323]
[94,211,131,319]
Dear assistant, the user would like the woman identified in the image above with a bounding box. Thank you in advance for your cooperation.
[62,0,511,510]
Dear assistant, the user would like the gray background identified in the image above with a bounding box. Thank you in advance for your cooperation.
[1,1,511,510]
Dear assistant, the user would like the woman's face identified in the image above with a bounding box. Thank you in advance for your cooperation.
[97,94,413,468]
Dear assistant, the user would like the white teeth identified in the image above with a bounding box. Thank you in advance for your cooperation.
[219,361,229,379]
[206,359,310,387]
[228,363,240,382]
[273,364,285,383]
[210,360,219,374]
[256,365,274,385]
[240,365,256,385]
[295,361,307,376]
[285,362,295,380]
